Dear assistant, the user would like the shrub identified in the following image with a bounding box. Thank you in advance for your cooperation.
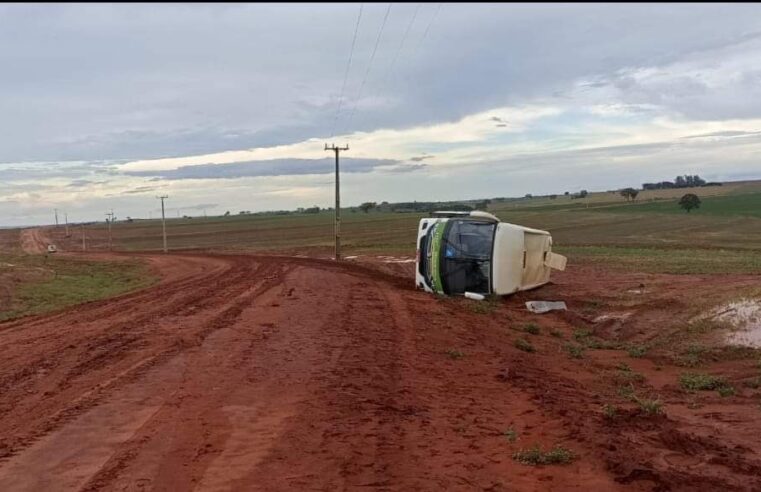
[522,323,540,335]
[515,338,535,353]
[679,373,725,391]
[513,445,574,465]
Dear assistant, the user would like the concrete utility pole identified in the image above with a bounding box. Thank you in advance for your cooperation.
[82,224,86,252]
[54,209,59,227]
[106,210,114,251]
[324,143,349,260]
[65,213,70,237]
[157,195,168,253]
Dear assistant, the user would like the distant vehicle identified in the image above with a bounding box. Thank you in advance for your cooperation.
[415,211,567,296]
[47,244,57,253]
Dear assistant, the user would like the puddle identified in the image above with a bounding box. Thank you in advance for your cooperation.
[706,299,761,348]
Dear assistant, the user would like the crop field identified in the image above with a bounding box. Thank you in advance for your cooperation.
[39,180,761,273]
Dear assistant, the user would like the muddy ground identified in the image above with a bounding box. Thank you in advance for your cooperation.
[0,232,760,491]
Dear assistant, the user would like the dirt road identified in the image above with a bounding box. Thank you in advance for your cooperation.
[0,252,759,491]
[19,228,51,254]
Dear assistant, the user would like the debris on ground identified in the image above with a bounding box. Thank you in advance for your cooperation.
[465,292,486,301]
[525,300,567,313]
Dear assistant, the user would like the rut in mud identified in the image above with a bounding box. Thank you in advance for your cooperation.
[0,252,760,491]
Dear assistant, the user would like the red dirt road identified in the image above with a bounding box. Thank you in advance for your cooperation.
[1,252,760,491]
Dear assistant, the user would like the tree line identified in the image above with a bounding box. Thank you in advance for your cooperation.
[642,175,721,190]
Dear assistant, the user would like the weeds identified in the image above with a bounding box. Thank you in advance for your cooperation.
[468,301,497,315]
[614,368,645,384]
[503,427,518,443]
[743,376,761,389]
[565,344,585,359]
[634,396,664,416]
[445,348,465,360]
[513,445,574,466]
[718,385,736,397]
[675,344,706,367]
[522,322,540,335]
[573,329,592,342]
[515,338,535,353]
[627,345,647,358]
[602,403,618,419]
[617,383,636,400]
[680,372,737,397]
[550,329,563,338]
[679,373,726,391]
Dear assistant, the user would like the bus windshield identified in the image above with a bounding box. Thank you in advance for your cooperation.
[439,220,495,295]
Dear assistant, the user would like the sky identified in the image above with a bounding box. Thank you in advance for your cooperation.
[2,3,761,226]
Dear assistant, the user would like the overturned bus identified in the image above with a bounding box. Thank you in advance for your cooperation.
[415,211,567,296]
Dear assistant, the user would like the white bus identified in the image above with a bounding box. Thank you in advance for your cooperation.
[415,211,566,296]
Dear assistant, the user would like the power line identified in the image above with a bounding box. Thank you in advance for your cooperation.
[355,3,421,130]
[330,3,364,138]
[340,3,393,136]
[414,3,442,54]
[384,3,421,86]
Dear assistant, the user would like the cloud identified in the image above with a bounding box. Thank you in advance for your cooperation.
[124,157,404,180]
[2,4,761,226]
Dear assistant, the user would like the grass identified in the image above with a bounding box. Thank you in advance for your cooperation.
[565,344,585,359]
[503,427,518,443]
[614,366,646,384]
[573,329,592,342]
[515,338,536,353]
[0,254,157,321]
[557,246,761,274]
[593,192,761,218]
[445,348,465,360]
[513,445,574,466]
[743,376,761,389]
[627,345,648,358]
[634,396,664,416]
[679,373,727,391]
[28,179,761,275]
[549,329,563,338]
[468,296,499,315]
[675,344,707,367]
[679,372,736,397]
[617,383,636,400]
[602,403,618,419]
[522,322,540,335]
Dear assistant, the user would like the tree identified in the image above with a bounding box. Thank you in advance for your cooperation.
[619,187,639,202]
[679,193,701,213]
[359,202,377,213]
[224,211,230,216]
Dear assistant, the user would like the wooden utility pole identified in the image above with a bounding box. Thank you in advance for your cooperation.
[82,224,86,252]
[157,195,168,253]
[65,213,70,237]
[324,143,349,260]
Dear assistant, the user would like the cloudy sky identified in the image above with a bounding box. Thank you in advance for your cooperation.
[2,3,761,226]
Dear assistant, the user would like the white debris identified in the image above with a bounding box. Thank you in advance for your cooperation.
[526,301,567,314]
[465,292,486,301]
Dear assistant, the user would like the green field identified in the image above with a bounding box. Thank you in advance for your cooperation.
[0,254,157,321]
[590,192,761,218]
[35,179,761,275]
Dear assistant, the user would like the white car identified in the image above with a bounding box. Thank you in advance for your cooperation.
[415,211,566,296]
